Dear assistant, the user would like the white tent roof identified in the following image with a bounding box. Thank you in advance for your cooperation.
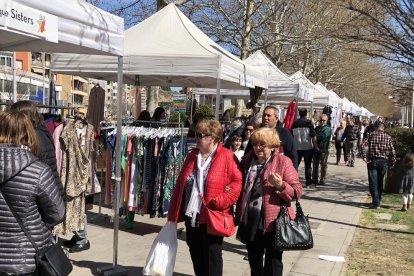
[1,0,123,56]
[350,101,362,115]
[51,3,267,89]
[341,97,352,112]
[328,90,343,108]
[314,82,337,107]
[289,71,316,102]
[193,50,299,99]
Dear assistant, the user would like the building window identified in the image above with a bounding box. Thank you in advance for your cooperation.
[0,55,12,67]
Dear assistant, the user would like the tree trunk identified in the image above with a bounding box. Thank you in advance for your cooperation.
[236,0,254,116]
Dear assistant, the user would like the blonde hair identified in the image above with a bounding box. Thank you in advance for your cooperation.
[403,153,414,168]
[0,111,39,155]
[195,120,223,143]
[250,127,280,149]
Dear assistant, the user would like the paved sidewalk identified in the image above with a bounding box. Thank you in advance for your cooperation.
[67,155,370,275]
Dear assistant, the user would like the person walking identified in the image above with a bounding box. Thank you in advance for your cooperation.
[362,122,396,209]
[168,120,242,276]
[291,108,317,186]
[245,106,298,169]
[236,128,302,276]
[312,114,332,186]
[398,153,414,211]
[333,119,347,165]
[0,111,65,275]
[342,117,360,167]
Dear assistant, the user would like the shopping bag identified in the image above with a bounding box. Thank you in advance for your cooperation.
[143,221,178,276]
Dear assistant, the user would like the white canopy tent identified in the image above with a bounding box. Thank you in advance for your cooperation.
[328,90,343,108]
[1,1,126,273]
[51,3,268,118]
[289,71,315,102]
[341,97,352,112]
[314,82,337,108]
[193,50,303,109]
[350,101,363,116]
[0,0,123,55]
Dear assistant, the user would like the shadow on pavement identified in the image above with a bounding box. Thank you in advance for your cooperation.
[309,215,414,235]
[71,260,192,276]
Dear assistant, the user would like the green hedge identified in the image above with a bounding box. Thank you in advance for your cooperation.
[169,112,188,124]
[385,128,414,158]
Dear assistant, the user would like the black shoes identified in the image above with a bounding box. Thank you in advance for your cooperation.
[62,236,81,248]
[63,236,91,253]
[69,241,90,253]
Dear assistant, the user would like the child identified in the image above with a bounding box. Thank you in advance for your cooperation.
[230,135,244,162]
[399,153,414,211]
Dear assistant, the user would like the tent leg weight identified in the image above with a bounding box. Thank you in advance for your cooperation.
[96,265,128,276]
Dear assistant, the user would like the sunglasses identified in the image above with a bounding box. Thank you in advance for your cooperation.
[245,128,254,132]
[321,120,327,122]
[195,132,211,139]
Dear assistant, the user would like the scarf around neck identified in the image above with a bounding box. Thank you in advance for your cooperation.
[185,143,218,227]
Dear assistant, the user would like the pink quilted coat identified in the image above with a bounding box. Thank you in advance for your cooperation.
[236,151,303,233]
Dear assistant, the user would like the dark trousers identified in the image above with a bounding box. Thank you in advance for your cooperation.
[298,149,314,184]
[185,221,224,276]
[367,159,388,207]
[246,230,283,276]
[334,141,347,163]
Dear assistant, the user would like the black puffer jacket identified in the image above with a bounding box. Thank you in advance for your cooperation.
[0,145,65,274]
[36,124,64,199]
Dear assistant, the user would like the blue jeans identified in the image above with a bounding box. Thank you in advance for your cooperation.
[367,159,388,207]
[298,149,314,184]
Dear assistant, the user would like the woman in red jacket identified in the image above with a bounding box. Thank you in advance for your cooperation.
[236,128,303,276]
[168,120,242,276]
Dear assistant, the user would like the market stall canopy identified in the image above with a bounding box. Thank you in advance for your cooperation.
[0,0,123,56]
[289,71,316,102]
[341,97,352,112]
[350,101,362,115]
[328,90,343,108]
[314,82,337,108]
[193,50,299,99]
[51,3,267,89]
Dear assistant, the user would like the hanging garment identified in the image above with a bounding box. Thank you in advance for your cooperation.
[53,120,94,235]
[283,100,298,130]
[86,85,106,131]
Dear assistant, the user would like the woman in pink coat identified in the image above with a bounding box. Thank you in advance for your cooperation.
[168,120,242,276]
[236,127,303,276]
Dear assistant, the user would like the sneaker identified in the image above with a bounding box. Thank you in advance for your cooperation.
[319,180,326,185]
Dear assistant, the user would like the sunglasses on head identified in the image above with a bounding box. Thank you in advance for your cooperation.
[195,132,211,139]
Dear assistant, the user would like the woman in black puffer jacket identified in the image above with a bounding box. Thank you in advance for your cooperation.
[10,101,64,199]
[0,111,65,275]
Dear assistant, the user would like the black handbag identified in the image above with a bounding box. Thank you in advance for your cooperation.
[272,198,313,251]
[0,164,73,276]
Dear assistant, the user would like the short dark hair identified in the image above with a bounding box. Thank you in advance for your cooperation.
[299,109,307,118]
[263,106,278,118]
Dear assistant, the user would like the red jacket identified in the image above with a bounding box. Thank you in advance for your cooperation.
[236,151,303,233]
[168,143,242,224]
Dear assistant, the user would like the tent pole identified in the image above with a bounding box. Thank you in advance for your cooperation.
[12,52,17,103]
[264,89,268,106]
[96,56,127,276]
[215,56,222,120]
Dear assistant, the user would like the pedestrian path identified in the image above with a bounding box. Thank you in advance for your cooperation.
[67,155,370,275]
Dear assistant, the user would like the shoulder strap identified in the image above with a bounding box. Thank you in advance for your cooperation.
[0,161,39,251]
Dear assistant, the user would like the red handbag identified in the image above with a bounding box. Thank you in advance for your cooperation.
[199,195,236,237]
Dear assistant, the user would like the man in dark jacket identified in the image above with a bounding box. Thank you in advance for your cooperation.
[246,106,298,170]
[291,109,317,186]
[312,114,332,185]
